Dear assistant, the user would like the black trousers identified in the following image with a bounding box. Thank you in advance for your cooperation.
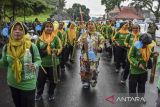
[121,58,130,81]
[115,46,127,70]
[36,67,56,96]
[66,45,74,61]
[105,40,112,57]
[113,46,116,63]
[106,46,112,57]
[129,72,147,97]
[57,65,61,79]
[63,46,69,63]
[156,88,160,107]
[10,86,35,107]
[60,48,66,69]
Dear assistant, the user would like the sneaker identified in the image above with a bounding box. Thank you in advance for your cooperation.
[120,80,126,84]
[48,95,55,101]
[81,80,85,84]
[61,68,65,72]
[83,82,90,88]
[141,98,147,104]
[91,80,97,87]
[70,59,74,63]
[35,94,42,101]
[115,69,119,73]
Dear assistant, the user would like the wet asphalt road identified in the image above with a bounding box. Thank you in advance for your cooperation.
[0,47,160,107]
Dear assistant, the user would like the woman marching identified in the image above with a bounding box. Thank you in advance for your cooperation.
[0,22,41,107]
[78,21,104,88]
[35,21,62,101]
[55,21,67,72]
[120,24,141,84]
[112,22,130,73]
[128,33,158,103]
[65,22,77,63]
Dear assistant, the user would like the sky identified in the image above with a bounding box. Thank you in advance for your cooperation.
[65,0,132,17]
[65,0,106,17]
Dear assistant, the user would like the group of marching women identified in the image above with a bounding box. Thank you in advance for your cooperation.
[96,20,160,105]
[1,19,160,107]
[102,20,160,105]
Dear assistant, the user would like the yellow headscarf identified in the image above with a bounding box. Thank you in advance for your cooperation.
[132,31,139,42]
[39,31,55,55]
[112,23,129,42]
[68,23,76,45]
[140,41,156,62]
[53,21,59,31]
[118,23,129,34]
[7,22,32,83]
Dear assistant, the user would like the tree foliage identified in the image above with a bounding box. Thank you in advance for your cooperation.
[0,0,58,21]
[67,3,90,21]
[131,0,160,21]
[58,0,66,10]
[101,0,125,12]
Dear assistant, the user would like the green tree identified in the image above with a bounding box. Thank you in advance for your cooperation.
[131,0,160,22]
[67,3,90,21]
[2,0,36,20]
[101,0,124,11]
[32,0,47,14]
[58,0,66,10]
[46,0,57,9]
[0,0,13,21]
[0,0,51,21]
[0,0,65,27]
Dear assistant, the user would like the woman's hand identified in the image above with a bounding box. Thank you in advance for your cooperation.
[127,44,131,48]
[139,63,145,70]
[52,49,57,57]
[25,63,36,72]
[115,41,120,46]
[97,47,102,53]
[153,52,159,57]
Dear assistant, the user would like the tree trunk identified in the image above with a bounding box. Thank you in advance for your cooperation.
[12,2,16,21]
[154,12,160,23]
[24,6,26,22]
[155,15,159,23]
[155,1,160,23]
[106,11,109,20]
[0,4,4,30]
[117,4,121,11]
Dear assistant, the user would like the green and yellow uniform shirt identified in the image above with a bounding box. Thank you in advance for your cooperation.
[124,34,141,50]
[36,36,61,67]
[128,41,156,74]
[0,43,41,90]
[113,32,130,47]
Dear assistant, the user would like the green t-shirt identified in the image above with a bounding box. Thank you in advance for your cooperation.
[128,46,151,74]
[114,32,130,47]
[36,36,61,67]
[0,43,41,90]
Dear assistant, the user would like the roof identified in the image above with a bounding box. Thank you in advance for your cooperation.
[113,6,144,20]
[109,6,120,13]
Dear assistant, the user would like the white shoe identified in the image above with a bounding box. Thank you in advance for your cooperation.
[83,82,90,88]
[84,82,89,86]
[91,80,97,87]
[48,95,55,101]
[115,69,119,73]
[120,80,126,84]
